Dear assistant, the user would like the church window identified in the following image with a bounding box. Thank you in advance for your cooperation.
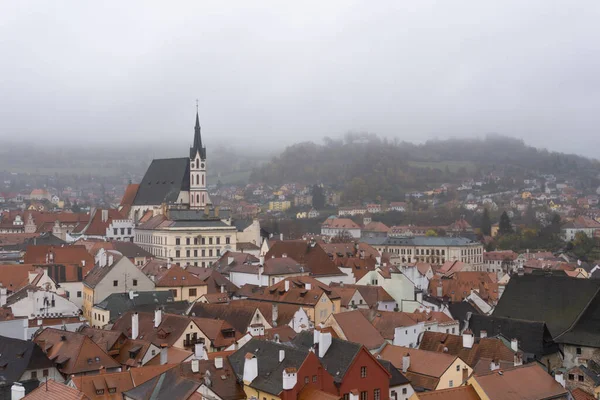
[196,194,200,204]
[191,161,195,169]
[202,174,204,185]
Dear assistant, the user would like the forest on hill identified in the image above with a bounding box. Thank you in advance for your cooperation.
[250,133,600,202]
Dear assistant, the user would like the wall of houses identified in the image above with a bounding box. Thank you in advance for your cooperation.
[155,284,207,302]
[10,290,80,319]
[562,344,600,369]
[437,358,472,390]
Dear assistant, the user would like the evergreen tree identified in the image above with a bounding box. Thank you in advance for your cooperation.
[480,208,492,236]
[498,211,513,235]
[311,185,326,210]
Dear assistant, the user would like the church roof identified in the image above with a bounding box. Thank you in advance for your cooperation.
[190,111,206,159]
[133,158,190,206]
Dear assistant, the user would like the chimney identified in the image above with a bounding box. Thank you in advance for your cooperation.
[490,359,500,371]
[258,266,263,287]
[191,358,199,373]
[220,284,225,294]
[259,256,265,265]
[81,260,85,267]
[282,367,297,391]
[402,353,410,373]
[514,352,523,367]
[279,349,285,362]
[284,281,290,292]
[272,304,278,327]
[131,312,139,340]
[108,254,114,266]
[436,283,443,297]
[305,283,312,290]
[313,328,321,347]
[154,309,162,328]
[349,390,359,400]
[101,209,108,223]
[214,357,223,369]
[167,259,172,269]
[462,330,474,349]
[319,332,332,358]
[195,343,207,360]
[227,257,234,265]
[480,330,487,339]
[511,338,519,352]
[11,383,25,400]
[160,344,168,365]
[243,353,258,383]
[554,371,565,388]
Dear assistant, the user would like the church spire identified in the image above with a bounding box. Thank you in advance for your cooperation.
[190,102,206,159]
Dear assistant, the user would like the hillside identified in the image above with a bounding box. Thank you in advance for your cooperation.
[250,134,600,202]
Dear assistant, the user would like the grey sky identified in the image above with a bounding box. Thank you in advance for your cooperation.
[1,1,600,157]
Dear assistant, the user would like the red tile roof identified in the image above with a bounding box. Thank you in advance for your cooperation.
[23,379,88,400]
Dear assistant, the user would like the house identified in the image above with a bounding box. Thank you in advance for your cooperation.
[4,286,80,320]
[111,310,241,352]
[264,240,348,284]
[152,265,207,302]
[78,326,160,368]
[493,275,600,368]
[228,257,309,287]
[338,206,367,216]
[362,221,391,239]
[389,202,407,212]
[321,217,362,239]
[378,359,414,400]
[428,272,499,305]
[562,216,600,241]
[229,337,339,400]
[90,290,186,328]
[308,209,320,219]
[411,385,481,399]
[467,363,568,399]
[564,362,600,398]
[238,276,342,325]
[82,253,155,323]
[466,314,561,368]
[418,330,519,375]
[33,328,121,376]
[68,208,134,242]
[22,379,88,400]
[268,201,291,212]
[85,241,154,267]
[355,265,418,311]
[377,344,472,391]
[292,330,393,399]
[323,310,387,352]
[482,250,518,276]
[123,358,246,400]
[0,335,61,385]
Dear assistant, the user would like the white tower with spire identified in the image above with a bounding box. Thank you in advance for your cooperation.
[189,108,209,209]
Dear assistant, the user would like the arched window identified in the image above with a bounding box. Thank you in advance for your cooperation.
[201,174,204,185]
[202,194,205,204]
[191,161,195,169]
[196,194,200,204]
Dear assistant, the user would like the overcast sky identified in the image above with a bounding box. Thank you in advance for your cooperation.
[1,1,600,157]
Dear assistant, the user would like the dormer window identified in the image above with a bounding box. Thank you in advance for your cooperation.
[96,390,104,395]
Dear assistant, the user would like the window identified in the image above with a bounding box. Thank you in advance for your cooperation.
[128,228,132,235]
[171,289,178,297]
[576,347,582,355]
[186,238,190,245]
[226,237,230,244]
[77,291,82,298]
[133,279,138,286]
[374,389,380,400]
[189,288,197,297]
[176,238,181,245]
[402,388,407,395]
[31,371,37,379]
[216,249,221,257]
[578,375,584,382]
[456,365,460,371]
[194,250,198,257]
[312,375,317,382]
[113,228,118,235]
[113,280,118,287]
[209,237,213,245]
[202,237,206,245]
[194,238,198,245]
[120,228,125,235]
[360,391,368,400]
[361,366,367,378]
[449,380,454,387]
[304,376,309,384]
[176,250,181,258]
[43,369,48,377]
[186,250,190,257]
[568,374,575,380]
[209,250,213,257]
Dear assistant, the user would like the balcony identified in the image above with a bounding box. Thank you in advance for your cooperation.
[183,338,205,348]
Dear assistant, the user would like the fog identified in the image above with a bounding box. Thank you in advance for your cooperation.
[1,1,600,157]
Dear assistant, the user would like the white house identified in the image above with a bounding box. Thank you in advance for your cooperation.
[7,287,81,320]
[321,217,361,239]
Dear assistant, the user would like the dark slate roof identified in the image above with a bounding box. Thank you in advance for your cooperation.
[0,379,40,400]
[555,290,600,347]
[579,361,600,386]
[448,301,481,331]
[468,314,559,358]
[123,366,199,400]
[82,254,124,289]
[94,291,180,322]
[233,219,253,232]
[0,336,54,383]
[381,236,480,247]
[229,338,309,396]
[492,274,600,338]
[111,242,154,259]
[290,331,362,383]
[133,158,190,206]
[378,359,410,386]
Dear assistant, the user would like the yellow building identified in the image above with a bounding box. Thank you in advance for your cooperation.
[153,265,208,301]
[521,191,532,199]
[268,201,291,212]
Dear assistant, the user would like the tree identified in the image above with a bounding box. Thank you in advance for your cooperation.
[425,229,438,237]
[71,201,81,213]
[331,230,354,243]
[480,208,492,236]
[498,211,513,235]
[312,185,326,210]
[549,214,562,235]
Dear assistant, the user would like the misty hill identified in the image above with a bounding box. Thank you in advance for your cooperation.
[250,134,600,202]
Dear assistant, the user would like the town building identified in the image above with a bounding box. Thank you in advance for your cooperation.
[321,217,362,239]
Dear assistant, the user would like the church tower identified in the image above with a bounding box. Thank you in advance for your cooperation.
[189,110,209,209]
